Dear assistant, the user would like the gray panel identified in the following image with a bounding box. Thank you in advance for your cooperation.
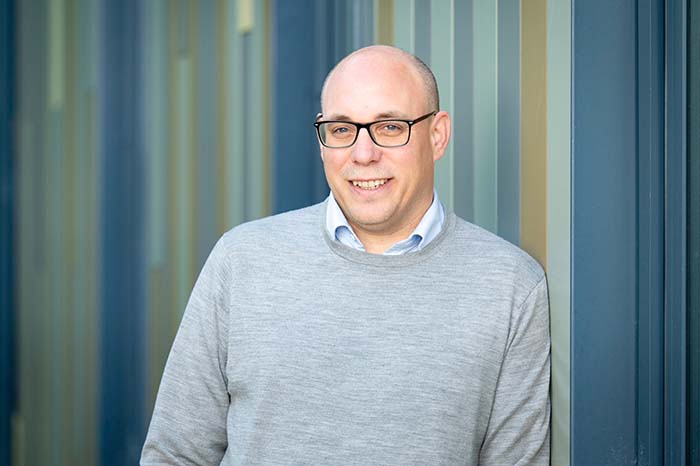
[412,0,429,63]
[452,0,473,221]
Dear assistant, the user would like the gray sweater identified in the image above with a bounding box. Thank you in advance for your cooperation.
[141,202,550,466]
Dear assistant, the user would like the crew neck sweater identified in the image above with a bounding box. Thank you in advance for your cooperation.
[141,201,551,466]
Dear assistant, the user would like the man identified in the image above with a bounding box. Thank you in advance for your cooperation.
[141,45,550,465]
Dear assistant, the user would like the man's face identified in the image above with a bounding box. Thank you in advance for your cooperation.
[320,53,448,241]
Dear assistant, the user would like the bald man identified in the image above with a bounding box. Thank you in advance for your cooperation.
[141,46,550,466]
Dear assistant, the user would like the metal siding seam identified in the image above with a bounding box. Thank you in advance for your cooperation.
[664,0,688,462]
[546,0,572,464]
[0,0,15,464]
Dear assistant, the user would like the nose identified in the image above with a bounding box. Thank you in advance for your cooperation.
[350,127,381,165]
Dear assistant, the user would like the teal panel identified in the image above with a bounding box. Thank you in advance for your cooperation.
[393,0,413,51]
[430,0,453,210]
[472,0,497,232]
[547,0,571,465]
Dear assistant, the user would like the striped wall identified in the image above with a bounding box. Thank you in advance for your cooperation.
[10,1,572,465]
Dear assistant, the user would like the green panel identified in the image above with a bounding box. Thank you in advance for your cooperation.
[547,0,571,465]
[471,0,497,232]
[175,55,193,318]
[144,0,170,408]
[430,0,453,210]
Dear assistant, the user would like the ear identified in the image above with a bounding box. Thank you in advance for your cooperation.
[430,111,451,162]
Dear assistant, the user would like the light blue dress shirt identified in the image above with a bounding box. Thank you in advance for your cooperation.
[325,189,445,255]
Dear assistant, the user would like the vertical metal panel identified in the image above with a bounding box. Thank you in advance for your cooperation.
[351,0,374,49]
[664,0,687,463]
[546,0,571,464]
[496,0,520,245]
[571,0,638,463]
[392,0,414,52]
[195,0,219,266]
[430,0,453,210]
[520,0,547,267]
[688,1,700,463]
[375,0,394,45]
[412,0,429,63]
[272,0,322,213]
[0,1,15,465]
[99,0,147,464]
[452,0,473,221]
[16,1,47,463]
[245,0,270,220]
[227,0,246,227]
[472,0,497,232]
[636,1,665,464]
[143,0,170,407]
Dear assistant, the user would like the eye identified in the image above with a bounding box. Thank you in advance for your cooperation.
[375,121,407,135]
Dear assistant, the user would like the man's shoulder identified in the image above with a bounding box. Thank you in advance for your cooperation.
[217,201,325,253]
[448,214,545,286]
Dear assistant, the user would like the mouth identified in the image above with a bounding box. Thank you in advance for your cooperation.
[349,178,390,190]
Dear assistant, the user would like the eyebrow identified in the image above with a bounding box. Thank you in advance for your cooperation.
[323,111,410,121]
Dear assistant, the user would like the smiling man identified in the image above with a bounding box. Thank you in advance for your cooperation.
[141,45,550,466]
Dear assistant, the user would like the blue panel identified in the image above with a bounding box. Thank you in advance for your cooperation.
[99,1,147,465]
[0,0,15,465]
[571,0,639,464]
[273,0,356,213]
[664,0,687,463]
[413,0,430,64]
[272,0,323,213]
[636,1,665,464]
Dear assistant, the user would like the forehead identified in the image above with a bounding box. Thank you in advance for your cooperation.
[322,53,427,118]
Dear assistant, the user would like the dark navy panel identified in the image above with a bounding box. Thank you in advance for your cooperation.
[272,0,320,213]
[99,1,147,465]
[688,1,700,462]
[665,0,688,464]
[636,1,665,464]
[0,0,15,465]
[571,0,639,464]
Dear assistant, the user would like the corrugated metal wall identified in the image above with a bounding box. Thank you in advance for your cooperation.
[10,1,572,465]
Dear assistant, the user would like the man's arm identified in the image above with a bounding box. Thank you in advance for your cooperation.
[479,276,551,465]
[141,239,231,466]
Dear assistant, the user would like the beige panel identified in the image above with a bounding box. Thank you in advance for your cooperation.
[520,0,548,267]
[375,0,395,45]
[237,0,254,33]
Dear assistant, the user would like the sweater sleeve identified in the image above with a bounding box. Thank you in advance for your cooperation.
[479,276,551,466]
[140,238,231,466]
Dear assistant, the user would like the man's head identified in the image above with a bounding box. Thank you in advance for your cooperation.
[318,45,451,251]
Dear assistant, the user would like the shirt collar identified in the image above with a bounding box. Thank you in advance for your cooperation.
[325,189,445,255]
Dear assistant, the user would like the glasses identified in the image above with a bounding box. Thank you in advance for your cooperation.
[314,111,437,148]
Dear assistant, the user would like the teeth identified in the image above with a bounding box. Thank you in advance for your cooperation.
[352,179,388,190]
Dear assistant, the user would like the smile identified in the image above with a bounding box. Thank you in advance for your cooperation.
[351,179,389,190]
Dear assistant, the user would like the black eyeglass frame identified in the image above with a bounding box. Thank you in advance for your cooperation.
[313,111,437,148]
